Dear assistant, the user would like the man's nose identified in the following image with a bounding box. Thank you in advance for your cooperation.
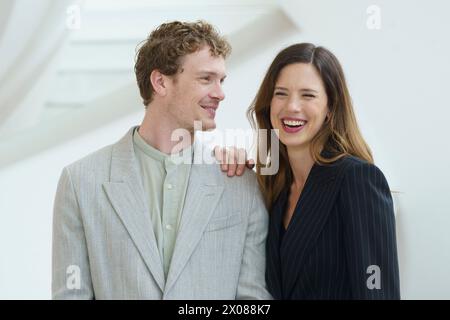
[211,83,225,101]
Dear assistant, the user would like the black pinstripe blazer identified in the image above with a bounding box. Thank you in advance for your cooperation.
[266,155,400,299]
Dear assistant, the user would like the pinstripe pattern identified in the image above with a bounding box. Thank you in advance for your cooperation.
[266,155,400,299]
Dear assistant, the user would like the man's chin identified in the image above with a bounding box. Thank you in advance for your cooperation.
[194,118,216,131]
[205,120,216,131]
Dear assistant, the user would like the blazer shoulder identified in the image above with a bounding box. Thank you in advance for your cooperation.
[64,144,114,180]
[338,155,392,202]
[201,164,263,209]
[340,155,387,181]
[339,154,370,168]
[214,164,259,191]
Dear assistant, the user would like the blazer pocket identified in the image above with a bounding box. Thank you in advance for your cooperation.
[205,212,242,232]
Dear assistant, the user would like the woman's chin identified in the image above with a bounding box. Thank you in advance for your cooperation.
[280,138,309,150]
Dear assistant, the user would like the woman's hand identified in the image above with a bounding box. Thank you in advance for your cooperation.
[213,146,255,177]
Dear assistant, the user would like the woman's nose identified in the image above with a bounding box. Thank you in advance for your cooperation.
[286,97,302,112]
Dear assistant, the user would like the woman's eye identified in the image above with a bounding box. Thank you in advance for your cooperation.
[274,92,287,96]
[303,94,315,98]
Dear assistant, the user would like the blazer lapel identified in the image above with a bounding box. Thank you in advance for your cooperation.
[164,163,224,295]
[266,190,286,299]
[280,160,350,298]
[102,127,165,292]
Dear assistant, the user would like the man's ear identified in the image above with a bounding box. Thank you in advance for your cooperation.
[150,69,168,97]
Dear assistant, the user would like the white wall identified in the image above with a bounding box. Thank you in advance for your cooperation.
[1,0,450,299]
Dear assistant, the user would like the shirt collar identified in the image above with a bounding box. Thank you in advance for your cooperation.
[133,127,193,165]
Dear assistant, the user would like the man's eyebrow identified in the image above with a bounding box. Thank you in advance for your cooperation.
[197,71,227,79]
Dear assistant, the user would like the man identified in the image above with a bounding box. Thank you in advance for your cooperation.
[52,20,271,299]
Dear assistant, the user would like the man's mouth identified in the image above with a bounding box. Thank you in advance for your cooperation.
[201,105,218,119]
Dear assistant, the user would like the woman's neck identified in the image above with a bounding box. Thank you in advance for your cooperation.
[287,145,315,190]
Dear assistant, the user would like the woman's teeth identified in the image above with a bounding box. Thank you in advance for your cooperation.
[282,119,306,127]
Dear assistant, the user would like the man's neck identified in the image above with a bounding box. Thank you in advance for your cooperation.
[138,105,194,155]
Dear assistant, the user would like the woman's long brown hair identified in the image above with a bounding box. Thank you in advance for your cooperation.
[247,43,373,210]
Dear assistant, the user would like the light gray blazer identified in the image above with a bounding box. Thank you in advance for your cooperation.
[52,127,272,299]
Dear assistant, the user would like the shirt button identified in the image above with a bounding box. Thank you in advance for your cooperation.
[165,224,173,230]
[167,184,173,190]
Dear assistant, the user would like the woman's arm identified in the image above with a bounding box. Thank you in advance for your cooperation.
[339,160,401,299]
[213,146,255,176]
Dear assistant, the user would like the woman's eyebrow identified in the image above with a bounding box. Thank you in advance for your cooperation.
[300,88,319,93]
[274,86,318,93]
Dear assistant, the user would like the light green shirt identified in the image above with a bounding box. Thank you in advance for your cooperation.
[133,127,192,278]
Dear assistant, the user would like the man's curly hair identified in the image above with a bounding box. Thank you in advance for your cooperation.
[134,20,231,107]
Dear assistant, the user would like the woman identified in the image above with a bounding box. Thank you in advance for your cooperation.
[219,43,400,299]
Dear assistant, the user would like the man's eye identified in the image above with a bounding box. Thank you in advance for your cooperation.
[201,77,211,82]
